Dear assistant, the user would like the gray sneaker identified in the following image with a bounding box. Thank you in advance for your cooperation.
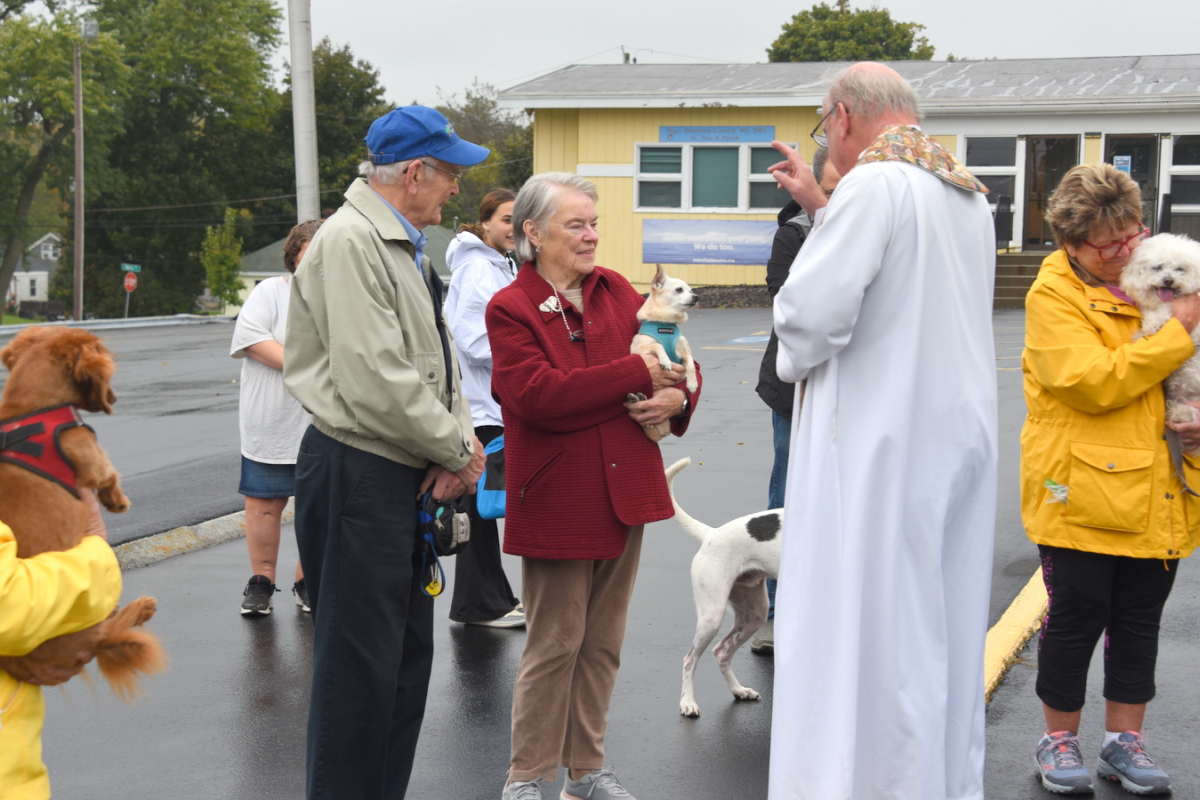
[561,767,635,800]
[1098,731,1171,795]
[750,620,774,656]
[1034,731,1094,794]
[502,777,546,800]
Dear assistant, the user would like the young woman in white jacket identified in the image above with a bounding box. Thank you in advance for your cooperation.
[444,188,524,628]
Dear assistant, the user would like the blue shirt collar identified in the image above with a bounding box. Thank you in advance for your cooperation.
[370,187,427,271]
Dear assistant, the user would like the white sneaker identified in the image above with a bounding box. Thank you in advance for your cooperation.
[750,620,774,656]
[468,607,526,629]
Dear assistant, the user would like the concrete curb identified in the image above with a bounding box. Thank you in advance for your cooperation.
[0,314,233,338]
[113,505,294,570]
[983,569,1048,701]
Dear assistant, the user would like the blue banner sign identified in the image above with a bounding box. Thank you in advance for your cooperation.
[643,220,776,266]
[660,126,775,143]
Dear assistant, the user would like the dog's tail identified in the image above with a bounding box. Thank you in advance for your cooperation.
[664,458,711,542]
[94,596,167,704]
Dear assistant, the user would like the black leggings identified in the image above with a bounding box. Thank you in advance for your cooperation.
[1036,545,1179,712]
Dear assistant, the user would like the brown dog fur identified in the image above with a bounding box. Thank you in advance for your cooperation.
[0,327,164,701]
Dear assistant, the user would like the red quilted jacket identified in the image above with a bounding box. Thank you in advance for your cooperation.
[486,264,701,560]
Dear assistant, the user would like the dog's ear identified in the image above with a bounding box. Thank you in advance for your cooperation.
[0,326,51,372]
[72,339,118,414]
[652,263,667,290]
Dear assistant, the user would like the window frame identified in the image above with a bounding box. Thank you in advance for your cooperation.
[634,142,798,213]
[961,135,1019,212]
[1169,133,1200,216]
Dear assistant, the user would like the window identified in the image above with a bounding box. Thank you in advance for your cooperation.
[29,279,37,297]
[1169,135,1200,240]
[963,136,1019,244]
[40,243,60,260]
[636,143,796,212]
[964,137,1018,209]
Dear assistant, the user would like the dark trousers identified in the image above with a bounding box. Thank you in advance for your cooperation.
[294,426,434,800]
[1036,544,1179,712]
[450,425,520,623]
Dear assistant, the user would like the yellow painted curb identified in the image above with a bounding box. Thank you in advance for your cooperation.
[984,569,1048,701]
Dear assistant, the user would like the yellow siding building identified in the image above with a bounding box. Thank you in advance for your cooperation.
[501,57,1200,290]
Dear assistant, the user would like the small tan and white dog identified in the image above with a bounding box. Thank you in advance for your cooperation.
[630,264,698,440]
[1120,232,1200,424]
[666,457,780,718]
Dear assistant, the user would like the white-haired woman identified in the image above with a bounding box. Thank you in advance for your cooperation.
[487,173,702,800]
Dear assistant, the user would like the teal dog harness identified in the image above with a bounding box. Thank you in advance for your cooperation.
[637,320,682,364]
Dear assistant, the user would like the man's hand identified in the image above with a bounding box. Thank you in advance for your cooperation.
[82,491,108,541]
[1169,402,1200,451]
[625,387,686,427]
[767,141,827,218]
[0,649,95,686]
[420,465,469,501]
[640,353,684,390]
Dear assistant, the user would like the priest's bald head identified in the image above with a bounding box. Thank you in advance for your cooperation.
[821,63,921,176]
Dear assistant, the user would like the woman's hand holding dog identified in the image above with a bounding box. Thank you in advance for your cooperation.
[640,353,685,390]
[82,491,108,542]
[1168,401,1200,451]
[1170,293,1200,333]
[626,387,687,427]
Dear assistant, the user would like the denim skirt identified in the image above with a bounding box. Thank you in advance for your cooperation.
[238,455,296,498]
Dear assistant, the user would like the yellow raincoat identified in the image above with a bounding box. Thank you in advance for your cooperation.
[1021,249,1200,559]
[0,520,121,800]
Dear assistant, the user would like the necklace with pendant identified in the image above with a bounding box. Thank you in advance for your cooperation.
[539,271,583,342]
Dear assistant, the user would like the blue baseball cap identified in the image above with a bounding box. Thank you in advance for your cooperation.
[365,105,490,167]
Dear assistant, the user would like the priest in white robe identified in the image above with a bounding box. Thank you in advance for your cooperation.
[766,63,999,800]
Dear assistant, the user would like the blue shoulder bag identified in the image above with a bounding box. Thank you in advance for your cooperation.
[475,434,506,520]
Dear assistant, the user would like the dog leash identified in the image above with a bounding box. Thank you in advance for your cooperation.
[1165,428,1200,498]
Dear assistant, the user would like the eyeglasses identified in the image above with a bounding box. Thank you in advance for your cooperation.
[1083,224,1148,260]
[404,158,464,187]
[810,104,845,148]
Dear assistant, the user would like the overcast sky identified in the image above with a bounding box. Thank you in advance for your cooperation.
[296,0,1197,108]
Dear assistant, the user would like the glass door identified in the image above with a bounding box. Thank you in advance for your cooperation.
[1024,136,1079,249]
[1105,135,1160,231]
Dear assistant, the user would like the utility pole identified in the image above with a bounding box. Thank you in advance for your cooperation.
[288,0,320,222]
[73,19,98,321]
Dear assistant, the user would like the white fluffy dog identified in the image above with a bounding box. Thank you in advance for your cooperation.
[665,457,779,718]
[1120,233,1200,424]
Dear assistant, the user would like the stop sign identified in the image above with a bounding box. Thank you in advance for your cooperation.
[124,272,138,292]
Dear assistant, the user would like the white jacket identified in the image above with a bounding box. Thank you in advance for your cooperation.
[444,232,516,428]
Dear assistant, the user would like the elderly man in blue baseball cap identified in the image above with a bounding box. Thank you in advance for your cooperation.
[283,106,490,800]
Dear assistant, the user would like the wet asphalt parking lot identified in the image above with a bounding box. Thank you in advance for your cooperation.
[7,308,1197,798]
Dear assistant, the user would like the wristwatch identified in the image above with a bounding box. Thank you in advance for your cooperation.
[678,397,690,417]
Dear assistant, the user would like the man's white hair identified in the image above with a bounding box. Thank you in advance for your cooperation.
[357,158,433,186]
[824,63,921,124]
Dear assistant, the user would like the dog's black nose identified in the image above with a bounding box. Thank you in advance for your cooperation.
[1163,276,1175,287]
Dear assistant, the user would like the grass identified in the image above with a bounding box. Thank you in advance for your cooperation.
[3,314,36,325]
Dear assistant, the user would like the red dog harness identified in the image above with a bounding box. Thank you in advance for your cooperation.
[0,405,92,498]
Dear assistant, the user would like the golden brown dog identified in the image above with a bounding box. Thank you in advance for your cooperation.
[0,326,164,701]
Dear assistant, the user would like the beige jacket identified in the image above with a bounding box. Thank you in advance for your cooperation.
[284,179,475,471]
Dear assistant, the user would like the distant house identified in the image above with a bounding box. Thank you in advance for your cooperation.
[219,225,457,317]
[6,233,62,311]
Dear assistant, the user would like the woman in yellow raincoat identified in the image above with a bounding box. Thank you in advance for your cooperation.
[0,493,121,800]
[1021,162,1200,795]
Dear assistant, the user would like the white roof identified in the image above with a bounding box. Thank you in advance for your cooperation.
[498,55,1200,114]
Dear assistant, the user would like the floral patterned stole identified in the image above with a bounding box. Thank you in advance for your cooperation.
[857,125,988,194]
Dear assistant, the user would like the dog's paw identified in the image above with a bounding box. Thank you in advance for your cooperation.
[1167,403,1200,425]
[686,377,698,393]
[732,687,761,702]
[680,700,701,718]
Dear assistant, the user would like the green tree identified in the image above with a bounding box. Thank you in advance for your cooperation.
[436,80,529,227]
[767,0,935,63]
[266,37,391,230]
[51,0,282,318]
[0,11,128,305]
[200,207,246,310]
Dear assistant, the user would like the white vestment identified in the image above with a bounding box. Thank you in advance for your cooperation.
[770,160,998,800]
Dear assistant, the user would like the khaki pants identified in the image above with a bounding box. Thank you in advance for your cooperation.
[508,526,644,783]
